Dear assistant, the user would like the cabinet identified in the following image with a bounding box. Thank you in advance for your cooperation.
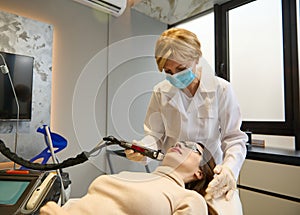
[238,159,300,215]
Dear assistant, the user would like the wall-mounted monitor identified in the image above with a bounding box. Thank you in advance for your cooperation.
[0,51,34,121]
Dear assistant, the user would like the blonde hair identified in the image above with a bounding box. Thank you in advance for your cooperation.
[155,28,202,72]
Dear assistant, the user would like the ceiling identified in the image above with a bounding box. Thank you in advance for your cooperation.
[132,0,232,25]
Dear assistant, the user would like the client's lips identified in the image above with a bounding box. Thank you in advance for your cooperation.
[170,147,182,154]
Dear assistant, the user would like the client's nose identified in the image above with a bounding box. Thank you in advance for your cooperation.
[174,142,182,148]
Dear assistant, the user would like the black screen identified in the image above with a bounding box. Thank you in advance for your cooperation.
[0,51,34,121]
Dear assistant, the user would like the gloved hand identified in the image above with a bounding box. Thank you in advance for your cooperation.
[124,140,147,162]
[205,165,236,201]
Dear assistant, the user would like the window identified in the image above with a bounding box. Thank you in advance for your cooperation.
[215,0,299,149]
[228,0,284,122]
[175,12,215,71]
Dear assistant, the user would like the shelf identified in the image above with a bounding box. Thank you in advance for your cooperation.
[246,145,300,166]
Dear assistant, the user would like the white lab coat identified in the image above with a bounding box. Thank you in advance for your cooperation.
[140,61,247,179]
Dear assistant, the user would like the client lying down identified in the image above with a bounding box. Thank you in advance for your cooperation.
[40,142,241,215]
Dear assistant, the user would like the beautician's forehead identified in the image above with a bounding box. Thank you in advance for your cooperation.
[164,59,183,68]
[166,58,193,66]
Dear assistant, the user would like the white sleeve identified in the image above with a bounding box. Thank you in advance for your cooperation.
[218,79,247,179]
[140,91,165,150]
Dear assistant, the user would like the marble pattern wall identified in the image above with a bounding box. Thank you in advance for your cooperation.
[0,10,53,161]
[132,0,211,24]
[132,0,230,25]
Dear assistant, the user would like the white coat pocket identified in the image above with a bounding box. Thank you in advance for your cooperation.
[197,104,215,119]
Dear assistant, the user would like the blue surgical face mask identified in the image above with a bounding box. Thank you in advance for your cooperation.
[165,67,196,89]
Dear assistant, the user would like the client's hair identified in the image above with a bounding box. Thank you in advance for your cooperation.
[185,143,218,215]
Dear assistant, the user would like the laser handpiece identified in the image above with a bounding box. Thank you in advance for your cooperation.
[103,136,164,161]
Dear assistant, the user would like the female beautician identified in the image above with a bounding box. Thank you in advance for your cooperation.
[126,28,248,203]
[40,142,232,215]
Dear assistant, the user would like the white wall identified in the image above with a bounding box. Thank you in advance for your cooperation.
[0,0,166,197]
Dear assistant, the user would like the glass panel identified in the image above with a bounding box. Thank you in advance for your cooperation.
[228,0,284,121]
[176,12,215,71]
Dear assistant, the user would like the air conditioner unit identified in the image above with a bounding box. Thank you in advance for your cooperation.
[73,0,127,17]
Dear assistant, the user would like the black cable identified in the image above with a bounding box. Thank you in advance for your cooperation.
[0,136,164,170]
[0,139,89,170]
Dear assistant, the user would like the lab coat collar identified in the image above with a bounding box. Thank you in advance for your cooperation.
[198,63,218,93]
[158,80,186,112]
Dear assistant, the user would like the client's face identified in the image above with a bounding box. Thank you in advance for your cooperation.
[162,141,204,174]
